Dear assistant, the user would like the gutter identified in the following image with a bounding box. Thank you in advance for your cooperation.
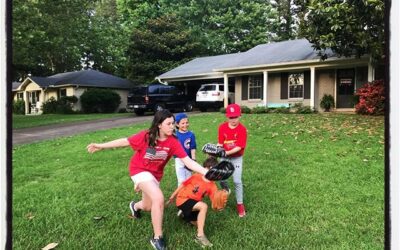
[213,55,370,72]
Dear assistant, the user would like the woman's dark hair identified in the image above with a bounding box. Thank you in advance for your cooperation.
[147,109,175,147]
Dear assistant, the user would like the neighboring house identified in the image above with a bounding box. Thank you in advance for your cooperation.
[13,70,133,114]
[157,39,385,112]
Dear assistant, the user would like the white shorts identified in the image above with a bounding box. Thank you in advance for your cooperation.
[130,171,159,192]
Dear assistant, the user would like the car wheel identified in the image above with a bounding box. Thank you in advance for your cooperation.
[154,103,165,112]
[184,102,193,112]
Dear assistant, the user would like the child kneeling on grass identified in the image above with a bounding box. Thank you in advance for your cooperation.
[167,157,222,247]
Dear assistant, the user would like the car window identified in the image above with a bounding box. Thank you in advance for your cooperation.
[219,85,224,92]
[199,85,216,91]
[159,86,175,94]
[148,85,159,94]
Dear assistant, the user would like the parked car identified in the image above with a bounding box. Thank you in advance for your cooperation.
[126,84,194,115]
[195,83,235,112]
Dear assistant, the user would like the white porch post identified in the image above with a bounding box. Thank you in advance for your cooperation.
[368,61,375,82]
[23,91,29,115]
[263,71,268,106]
[310,67,315,109]
[224,73,229,107]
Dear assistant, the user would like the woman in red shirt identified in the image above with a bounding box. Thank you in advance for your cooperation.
[87,109,206,250]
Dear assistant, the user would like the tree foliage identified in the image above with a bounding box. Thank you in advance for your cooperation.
[12,0,93,80]
[301,0,384,62]
[125,14,205,83]
[163,0,278,54]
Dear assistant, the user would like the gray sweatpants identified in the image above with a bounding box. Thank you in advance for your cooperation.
[219,156,244,204]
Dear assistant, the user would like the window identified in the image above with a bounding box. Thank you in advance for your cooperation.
[59,88,67,98]
[17,92,24,100]
[289,73,304,98]
[248,75,262,99]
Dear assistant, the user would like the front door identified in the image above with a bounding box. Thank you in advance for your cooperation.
[336,69,355,108]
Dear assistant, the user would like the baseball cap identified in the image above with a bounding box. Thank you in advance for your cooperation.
[225,104,241,118]
[175,113,188,123]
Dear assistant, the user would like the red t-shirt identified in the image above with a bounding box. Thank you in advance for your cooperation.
[176,173,217,206]
[218,122,247,157]
[128,130,187,181]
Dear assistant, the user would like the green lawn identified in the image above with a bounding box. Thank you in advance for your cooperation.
[12,113,384,249]
[12,113,133,129]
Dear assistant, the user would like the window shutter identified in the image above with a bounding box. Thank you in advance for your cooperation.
[280,72,288,99]
[304,70,311,99]
[242,76,248,100]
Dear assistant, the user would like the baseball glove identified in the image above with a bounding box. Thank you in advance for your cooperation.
[212,190,229,211]
[205,160,234,181]
[202,143,226,157]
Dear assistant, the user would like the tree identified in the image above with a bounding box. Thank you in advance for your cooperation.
[271,0,297,41]
[83,0,129,77]
[12,0,94,80]
[164,0,279,54]
[301,0,384,63]
[125,14,205,83]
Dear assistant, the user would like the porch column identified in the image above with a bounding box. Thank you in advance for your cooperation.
[224,73,229,107]
[23,91,29,115]
[368,61,375,82]
[310,67,315,109]
[263,71,268,106]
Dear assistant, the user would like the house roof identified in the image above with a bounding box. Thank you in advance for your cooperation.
[28,70,133,89]
[215,39,335,71]
[158,39,337,81]
[12,81,22,91]
[157,53,240,80]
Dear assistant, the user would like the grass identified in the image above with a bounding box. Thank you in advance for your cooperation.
[12,113,384,249]
[12,113,133,129]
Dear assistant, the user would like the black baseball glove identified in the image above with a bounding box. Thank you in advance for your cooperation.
[205,161,234,181]
[202,143,226,158]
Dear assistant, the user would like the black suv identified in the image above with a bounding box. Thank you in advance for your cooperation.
[126,84,194,115]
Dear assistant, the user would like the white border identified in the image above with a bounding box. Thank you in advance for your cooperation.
[0,0,8,248]
[390,1,399,249]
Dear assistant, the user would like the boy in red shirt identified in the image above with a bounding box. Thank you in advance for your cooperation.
[218,103,248,217]
[167,157,222,247]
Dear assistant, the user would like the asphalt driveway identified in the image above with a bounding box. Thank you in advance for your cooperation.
[12,112,202,146]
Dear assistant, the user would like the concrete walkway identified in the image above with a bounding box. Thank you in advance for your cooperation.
[13,111,203,146]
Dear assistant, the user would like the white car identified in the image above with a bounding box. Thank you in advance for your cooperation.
[195,83,235,112]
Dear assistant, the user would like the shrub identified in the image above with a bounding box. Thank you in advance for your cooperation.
[219,107,226,113]
[42,96,77,114]
[355,79,385,115]
[42,97,58,114]
[320,94,335,112]
[290,103,315,114]
[12,99,25,114]
[272,107,291,114]
[118,108,127,113]
[240,105,251,114]
[251,106,269,114]
[80,89,121,113]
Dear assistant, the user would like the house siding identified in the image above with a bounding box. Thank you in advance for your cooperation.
[316,69,335,112]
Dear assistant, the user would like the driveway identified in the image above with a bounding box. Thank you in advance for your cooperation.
[12,112,202,146]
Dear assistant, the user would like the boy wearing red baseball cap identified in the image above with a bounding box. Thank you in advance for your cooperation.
[217,104,248,217]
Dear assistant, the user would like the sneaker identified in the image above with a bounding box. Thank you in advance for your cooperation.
[150,236,166,250]
[129,201,141,219]
[177,209,183,218]
[237,203,246,218]
[195,235,213,247]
